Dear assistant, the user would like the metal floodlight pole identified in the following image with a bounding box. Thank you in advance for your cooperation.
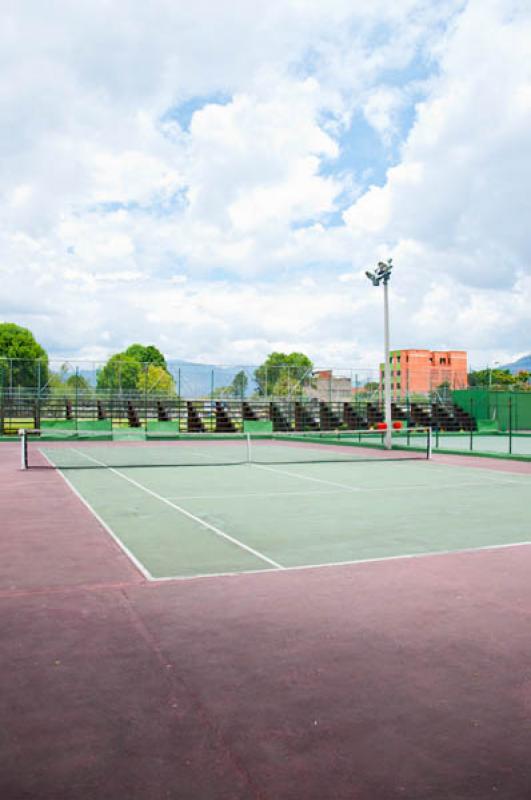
[365,258,393,449]
[382,277,392,449]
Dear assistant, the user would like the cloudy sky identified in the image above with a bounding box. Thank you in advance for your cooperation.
[1,0,530,372]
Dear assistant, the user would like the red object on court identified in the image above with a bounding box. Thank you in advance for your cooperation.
[376,422,387,430]
[393,421,403,429]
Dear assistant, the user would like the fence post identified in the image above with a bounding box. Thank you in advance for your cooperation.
[508,397,512,454]
[75,367,79,431]
[210,369,215,431]
[469,397,474,452]
[177,368,181,432]
[144,364,148,431]
[288,366,291,402]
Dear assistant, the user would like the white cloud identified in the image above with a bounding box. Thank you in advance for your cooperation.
[362,87,406,144]
[1,0,530,373]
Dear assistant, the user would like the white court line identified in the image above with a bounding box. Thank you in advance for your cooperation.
[71,449,284,571]
[160,442,529,494]
[167,478,528,503]
[250,462,362,491]
[153,539,531,582]
[39,449,153,581]
[252,460,528,492]
[166,488,348,501]
[38,447,531,585]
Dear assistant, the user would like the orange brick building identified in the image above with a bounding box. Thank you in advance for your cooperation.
[379,350,468,397]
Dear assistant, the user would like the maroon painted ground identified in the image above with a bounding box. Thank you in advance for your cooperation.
[1,442,531,799]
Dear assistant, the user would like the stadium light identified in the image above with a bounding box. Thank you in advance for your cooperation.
[365,258,393,449]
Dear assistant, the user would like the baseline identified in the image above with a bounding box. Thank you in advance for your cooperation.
[154,539,531,582]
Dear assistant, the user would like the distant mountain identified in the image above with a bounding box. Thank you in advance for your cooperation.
[500,354,531,374]
[166,360,254,397]
[79,359,257,397]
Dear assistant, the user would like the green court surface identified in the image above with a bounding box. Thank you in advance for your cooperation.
[433,431,531,458]
[41,444,530,580]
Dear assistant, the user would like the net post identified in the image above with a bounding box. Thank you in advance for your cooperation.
[19,428,28,470]
[246,432,252,463]
[426,426,432,460]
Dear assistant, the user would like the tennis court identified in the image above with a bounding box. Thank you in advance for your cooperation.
[23,430,531,580]
[3,432,531,800]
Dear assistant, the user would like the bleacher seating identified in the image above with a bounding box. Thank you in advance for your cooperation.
[295,402,319,431]
[215,402,237,432]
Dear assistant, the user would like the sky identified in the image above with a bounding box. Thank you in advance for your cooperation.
[1,0,530,373]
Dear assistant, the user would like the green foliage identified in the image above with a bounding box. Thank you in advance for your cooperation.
[136,364,176,396]
[230,370,248,397]
[97,344,171,392]
[96,354,142,391]
[211,371,249,398]
[468,368,518,387]
[0,322,49,388]
[254,352,313,396]
[124,344,167,369]
[64,374,91,391]
[47,371,93,398]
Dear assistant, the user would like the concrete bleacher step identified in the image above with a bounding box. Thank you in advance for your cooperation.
[187,401,205,432]
[242,401,259,421]
[319,402,342,430]
[157,401,171,422]
[269,402,291,431]
[295,402,319,431]
[343,403,367,429]
[215,402,237,432]
[127,401,142,428]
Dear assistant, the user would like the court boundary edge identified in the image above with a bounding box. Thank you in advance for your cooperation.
[39,449,154,581]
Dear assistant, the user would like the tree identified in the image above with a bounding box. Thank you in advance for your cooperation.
[211,371,249,398]
[136,364,176,396]
[96,354,142,391]
[48,371,93,398]
[124,344,167,369]
[254,352,313,396]
[96,344,170,392]
[468,368,516,387]
[230,370,248,397]
[64,373,91,392]
[0,322,49,389]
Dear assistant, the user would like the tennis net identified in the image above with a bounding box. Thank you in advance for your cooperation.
[20,427,432,470]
